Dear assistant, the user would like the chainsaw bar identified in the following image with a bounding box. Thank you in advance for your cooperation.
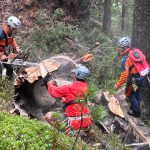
[0,59,38,67]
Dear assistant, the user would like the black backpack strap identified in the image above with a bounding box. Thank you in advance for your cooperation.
[129,64,134,74]
[63,100,77,110]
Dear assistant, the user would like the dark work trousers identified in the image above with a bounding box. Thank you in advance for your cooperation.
[2,60,13,79]
[0,63,2,77]
[127,77,145,113]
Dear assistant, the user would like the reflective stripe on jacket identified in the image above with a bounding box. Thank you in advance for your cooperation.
[66,115,92,130]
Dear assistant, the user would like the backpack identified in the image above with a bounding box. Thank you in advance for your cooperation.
[128,48,149,77]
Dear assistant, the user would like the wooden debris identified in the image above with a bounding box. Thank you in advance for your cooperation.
[92,143,101,147]
[102,92,125,118]
[14,59,60,84]
[125,142,149,149]
[101,89,150,148]
[114,117,129,131]
[115,88,150,148]
[99,121,110,133]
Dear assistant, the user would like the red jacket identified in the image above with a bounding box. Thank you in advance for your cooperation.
[47,80,89,117]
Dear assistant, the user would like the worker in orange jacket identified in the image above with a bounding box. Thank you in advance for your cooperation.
[0,16,22,79]
[43,65,92,134]
[114,37,146,117]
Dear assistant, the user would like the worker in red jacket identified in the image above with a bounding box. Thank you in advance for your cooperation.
[114,37,147,117]
[44,65,92,134]
[0,16,22,79]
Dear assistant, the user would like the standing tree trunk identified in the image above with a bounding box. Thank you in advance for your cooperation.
[132,0,150,58]
[121,0,129,33]
[102,0,112,34]
[97,0,104,22]
[63,0,91,19]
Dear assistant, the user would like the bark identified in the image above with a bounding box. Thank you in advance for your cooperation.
[97,0,104,22]
[132,0,150,59]
[63,0,91,19]
[102,0,112,34]
[37,0,91,19]
[121,0,129,33]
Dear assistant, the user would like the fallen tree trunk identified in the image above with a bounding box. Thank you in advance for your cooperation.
[12,55,76,119]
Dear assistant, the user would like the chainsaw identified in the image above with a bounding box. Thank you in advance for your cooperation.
[0,59,38,67]
[0,50,38,67]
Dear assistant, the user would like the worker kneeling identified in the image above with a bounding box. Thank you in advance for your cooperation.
[43,65,92,135]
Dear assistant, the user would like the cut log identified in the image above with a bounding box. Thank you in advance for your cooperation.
[13,55,76,119]
[115,88,150,148]
[102,92,125,118]
[102,89,150,148]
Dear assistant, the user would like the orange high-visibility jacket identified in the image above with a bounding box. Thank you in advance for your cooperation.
[0,23,18,52]
[116,48,138,88]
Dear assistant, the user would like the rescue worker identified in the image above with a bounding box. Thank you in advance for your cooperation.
[0,16,22,79]
[43,65,92,134]
[114,37,146,117]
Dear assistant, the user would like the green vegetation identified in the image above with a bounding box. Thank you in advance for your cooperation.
[77,83,108,123]
[0,78,14,111]
[52,8,65,20]
[0,112,95,150]
[90,105,107,123]
[87,39,120,93]
[100,133,131,150]
[23,21,81,59]
[22,10,81,60]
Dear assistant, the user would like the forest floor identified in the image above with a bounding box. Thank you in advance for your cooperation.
[0,0,150,149]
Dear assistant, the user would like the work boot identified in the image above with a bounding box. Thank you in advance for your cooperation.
[127,110,141,117]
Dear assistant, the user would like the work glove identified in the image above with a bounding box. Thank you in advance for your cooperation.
[52,80,58,86]
[15,46,22,53]
[1,55,8,62]
[114,84,119,90]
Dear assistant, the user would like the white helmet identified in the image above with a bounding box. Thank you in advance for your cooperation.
[72,65,90,80]
[7,16,21,28]
[118,37,131,48]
